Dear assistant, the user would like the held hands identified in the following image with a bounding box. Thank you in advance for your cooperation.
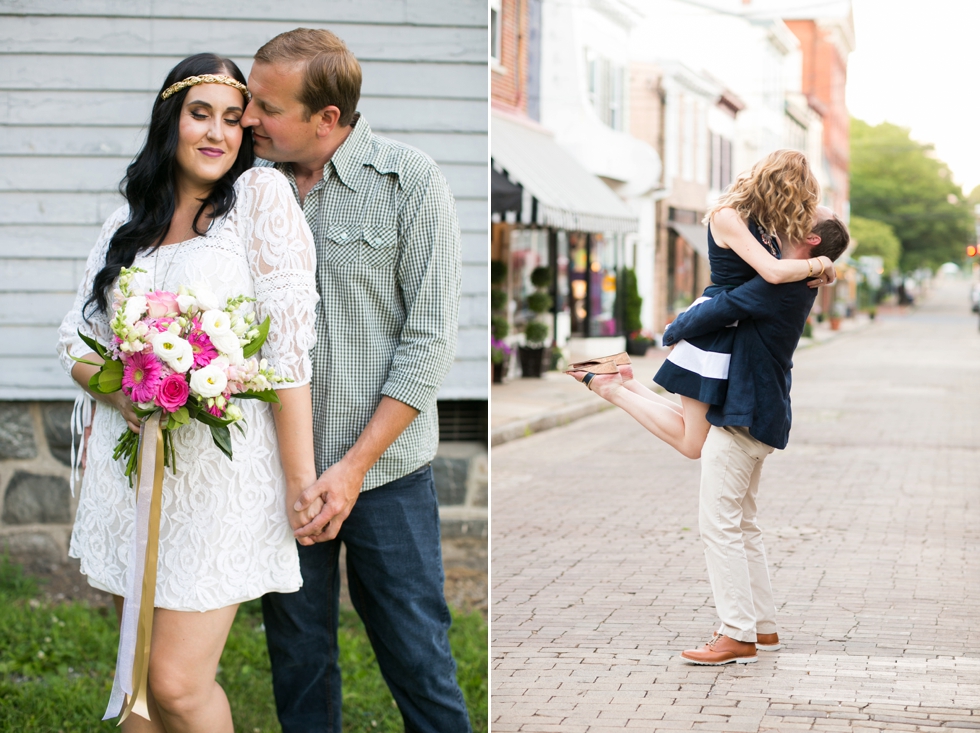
[292,459,365,543]
[808,256,837,288]
[287,488,324,546]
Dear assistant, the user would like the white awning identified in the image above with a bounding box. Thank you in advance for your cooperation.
[669,222,709,259]
[491,111,638,234]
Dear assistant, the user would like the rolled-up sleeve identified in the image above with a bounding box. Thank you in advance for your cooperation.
[380,166,461,412]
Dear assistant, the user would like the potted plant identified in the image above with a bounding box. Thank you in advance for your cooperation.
[619,268,651,356]
[518,266,552,378]
[829,300,846,331]
[490,260,510,381]
[491,336,512,383]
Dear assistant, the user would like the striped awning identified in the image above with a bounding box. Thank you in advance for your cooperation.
[491,111,638,234]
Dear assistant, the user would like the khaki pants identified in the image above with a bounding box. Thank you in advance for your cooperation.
[699,425,778,642]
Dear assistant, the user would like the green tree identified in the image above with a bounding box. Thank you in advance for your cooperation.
[849,215,902,273]
[850,118,973,271]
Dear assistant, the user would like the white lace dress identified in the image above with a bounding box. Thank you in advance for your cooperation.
[56,167,318,612]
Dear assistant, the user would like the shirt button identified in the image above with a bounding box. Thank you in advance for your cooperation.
[374,238,383,246]
[339,231,348,240]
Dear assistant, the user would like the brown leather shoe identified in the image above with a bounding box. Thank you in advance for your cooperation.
[756,632,781,651]
[682,635,757,665]
[712,630,782,651]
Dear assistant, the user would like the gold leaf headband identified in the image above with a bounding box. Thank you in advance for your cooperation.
[160,74,250,101]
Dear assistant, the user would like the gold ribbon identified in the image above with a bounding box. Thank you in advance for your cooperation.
[118,414,165,724]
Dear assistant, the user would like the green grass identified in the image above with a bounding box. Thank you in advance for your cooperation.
[0,557,487,732]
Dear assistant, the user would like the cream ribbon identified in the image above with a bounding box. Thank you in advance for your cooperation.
[103,412,165,723]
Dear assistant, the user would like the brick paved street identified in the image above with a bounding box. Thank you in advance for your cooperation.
[491,277,980,732]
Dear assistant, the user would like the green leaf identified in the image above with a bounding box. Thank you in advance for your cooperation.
[88,372,108,394]
[242,316,271,359]
[187,403,235,428]
[68,354,104,367]
[234,389,280,405]
[209,425,233,461]
[76,330,107,359]
[134,403,158,419]
[170,406,190,426]
[96,360,123,393]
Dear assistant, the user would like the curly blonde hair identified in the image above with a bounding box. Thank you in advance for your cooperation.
[705,149,821,245]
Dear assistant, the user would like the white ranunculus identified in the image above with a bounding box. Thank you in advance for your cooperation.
[190,363,228,398]
[121,295,147,325]
[193,283,221,312]
[151,331,194,373]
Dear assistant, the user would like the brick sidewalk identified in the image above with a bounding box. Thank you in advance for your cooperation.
[490,278,980,732]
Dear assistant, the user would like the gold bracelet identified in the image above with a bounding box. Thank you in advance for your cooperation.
[817,258,825,277]
[807,259,814,278]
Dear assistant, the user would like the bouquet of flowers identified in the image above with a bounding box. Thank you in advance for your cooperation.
[73,267,287,481]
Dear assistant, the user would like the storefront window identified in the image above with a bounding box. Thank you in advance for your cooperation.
[568,232,588,337]
[509,228,549,324]
[589,233,622,337]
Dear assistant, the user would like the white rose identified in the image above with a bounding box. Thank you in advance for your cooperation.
[151,331,194,373]
[193,283,222,312]
[190,363,228,398]
[121,296,147,326]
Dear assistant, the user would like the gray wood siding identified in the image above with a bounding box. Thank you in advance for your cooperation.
[0,1,489,400]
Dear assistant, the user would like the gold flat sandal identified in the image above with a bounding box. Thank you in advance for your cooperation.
[565,352,631,374]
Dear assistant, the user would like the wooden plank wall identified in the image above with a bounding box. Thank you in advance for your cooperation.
[0,0,489,400]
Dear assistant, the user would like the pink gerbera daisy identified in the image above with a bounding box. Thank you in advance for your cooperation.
[187,330,218,368]
[122,351,164,403]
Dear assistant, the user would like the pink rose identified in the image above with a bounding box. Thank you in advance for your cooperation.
[156,373,190,413]
[146,290,180,318]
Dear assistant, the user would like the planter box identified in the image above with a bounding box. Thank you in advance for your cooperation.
[626,338,651,357]
[492,360,507,384]
[518,346,548,378]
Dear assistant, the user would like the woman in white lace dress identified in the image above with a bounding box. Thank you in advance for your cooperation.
[56,54,319,732]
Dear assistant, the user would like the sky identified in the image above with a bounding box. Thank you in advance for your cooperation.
[846,0,980,195]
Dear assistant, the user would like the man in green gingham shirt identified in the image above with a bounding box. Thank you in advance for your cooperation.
[242,28,471,733]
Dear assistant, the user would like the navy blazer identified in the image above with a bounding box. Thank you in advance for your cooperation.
[662,276,816,450]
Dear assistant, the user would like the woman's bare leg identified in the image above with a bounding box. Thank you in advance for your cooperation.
[148,604,239,733]
[113,595,166,733]
[571,371,711,459]
[112,595,238,733]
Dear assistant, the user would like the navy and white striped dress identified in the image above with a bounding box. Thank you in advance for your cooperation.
[654,219,777,405]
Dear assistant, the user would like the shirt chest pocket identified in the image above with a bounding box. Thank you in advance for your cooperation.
[323,223,398,270]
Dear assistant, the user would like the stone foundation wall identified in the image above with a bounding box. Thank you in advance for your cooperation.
[0,401,488,564]
[0,402,75,564]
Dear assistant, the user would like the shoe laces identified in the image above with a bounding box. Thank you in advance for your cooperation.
[706,634,721,649]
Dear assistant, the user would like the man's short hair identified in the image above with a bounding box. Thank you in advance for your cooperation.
[810,215,850,261]
[254,28,361,126]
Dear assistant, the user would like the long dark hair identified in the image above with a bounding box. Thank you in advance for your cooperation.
[84,53,255,316]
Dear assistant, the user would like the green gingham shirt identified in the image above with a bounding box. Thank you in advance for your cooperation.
[269,115,460,491]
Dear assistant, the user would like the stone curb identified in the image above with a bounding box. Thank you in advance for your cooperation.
[490,398,612,447]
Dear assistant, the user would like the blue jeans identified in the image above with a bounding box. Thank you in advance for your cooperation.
[261,465,472,733]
